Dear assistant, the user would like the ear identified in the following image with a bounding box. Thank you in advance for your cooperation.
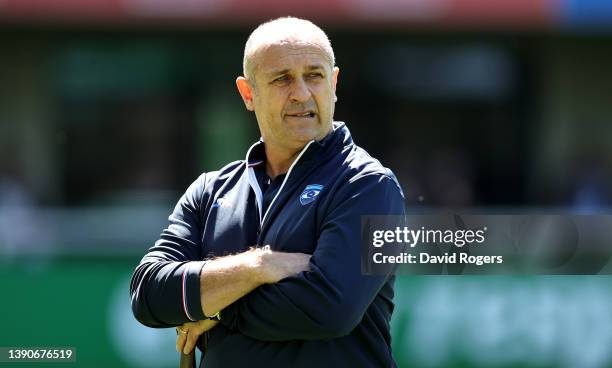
[236,76,255,111]
[332,67,339,102]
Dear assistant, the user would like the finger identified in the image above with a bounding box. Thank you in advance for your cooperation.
[176,330,187,353]
[183,329,199,354]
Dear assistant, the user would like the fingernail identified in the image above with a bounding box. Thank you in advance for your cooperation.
[183,348,189,354]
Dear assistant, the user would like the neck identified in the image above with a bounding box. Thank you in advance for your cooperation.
[262,124,334,179]
[264,144,304,179]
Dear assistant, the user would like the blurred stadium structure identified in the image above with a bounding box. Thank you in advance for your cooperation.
[1,1,612,367]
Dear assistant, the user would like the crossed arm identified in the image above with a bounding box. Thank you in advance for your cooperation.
[131,172,404,353]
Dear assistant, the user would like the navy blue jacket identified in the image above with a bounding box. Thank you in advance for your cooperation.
[130,122,406,368]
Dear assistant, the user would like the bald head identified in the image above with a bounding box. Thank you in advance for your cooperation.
[243,17,335,82]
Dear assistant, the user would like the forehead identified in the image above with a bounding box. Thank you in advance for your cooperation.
[254,42,332,76]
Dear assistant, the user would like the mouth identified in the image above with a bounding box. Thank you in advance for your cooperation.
[285,111,317,119]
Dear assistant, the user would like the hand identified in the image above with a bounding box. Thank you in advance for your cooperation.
[258,247,311,284]
[176,319,219,354]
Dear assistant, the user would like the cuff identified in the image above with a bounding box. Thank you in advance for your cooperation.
[181,261,207,321]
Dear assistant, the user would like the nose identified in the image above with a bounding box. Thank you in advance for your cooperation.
[289,77,311,103]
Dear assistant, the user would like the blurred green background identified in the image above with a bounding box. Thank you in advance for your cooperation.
[1,1,612,367]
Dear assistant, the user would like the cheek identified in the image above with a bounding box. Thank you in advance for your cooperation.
[254,93,278,116]
[267,94,288,117]
[314,87,333,110]
[315,83,333,99]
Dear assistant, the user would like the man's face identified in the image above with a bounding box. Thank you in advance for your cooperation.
[238,42,339,152]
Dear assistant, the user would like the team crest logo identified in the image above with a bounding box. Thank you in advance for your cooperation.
[300,184,324,205]
[212,197,232,208]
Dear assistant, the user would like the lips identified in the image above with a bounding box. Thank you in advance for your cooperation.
[286,111,316,118]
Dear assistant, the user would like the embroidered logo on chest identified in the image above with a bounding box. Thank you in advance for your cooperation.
[212,197,232,208]
[300,184,324,205]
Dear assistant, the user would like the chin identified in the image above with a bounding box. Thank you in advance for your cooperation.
[294,127,322,142]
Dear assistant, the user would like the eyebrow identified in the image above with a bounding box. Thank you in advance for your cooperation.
[266,64,326,78]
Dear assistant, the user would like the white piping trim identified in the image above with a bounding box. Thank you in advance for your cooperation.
[181,269,195,321]
[245,141,264,223]
[261,140,315,225]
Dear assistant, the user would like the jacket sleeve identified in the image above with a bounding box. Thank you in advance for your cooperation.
[220,173,405,340]
[130,173,209,328]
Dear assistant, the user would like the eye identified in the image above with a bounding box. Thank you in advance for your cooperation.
[272,75,290,84]
[307,72,324,79]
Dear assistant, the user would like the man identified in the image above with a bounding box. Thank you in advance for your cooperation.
[130,17,405,367]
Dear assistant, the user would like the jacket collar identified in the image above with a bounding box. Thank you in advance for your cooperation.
[244,121,351,168]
